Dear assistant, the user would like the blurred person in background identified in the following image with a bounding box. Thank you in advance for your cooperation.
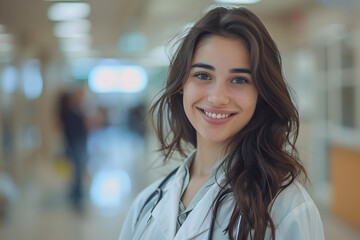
[57,88,88,211]
[119,7,324,240]
[128,103,147,138]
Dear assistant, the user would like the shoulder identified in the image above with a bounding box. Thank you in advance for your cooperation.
[271,181,317,224]
[118,175,168,240]
[121,176,167,227]
[119,166,183,240]
[270,181,325,239]
[271,181,313,219]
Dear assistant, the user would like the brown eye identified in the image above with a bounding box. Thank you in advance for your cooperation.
[194,73,211,80]
[231,77,248,84]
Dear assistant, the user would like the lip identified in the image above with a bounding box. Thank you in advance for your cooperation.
[197,107,237,125]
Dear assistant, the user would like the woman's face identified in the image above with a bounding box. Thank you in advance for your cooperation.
[183,35,258,147]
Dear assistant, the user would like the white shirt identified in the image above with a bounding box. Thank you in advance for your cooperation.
[119,150,325,240]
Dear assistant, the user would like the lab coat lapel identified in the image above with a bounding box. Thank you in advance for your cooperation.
[151,166,185,240]
[174,173,226,240]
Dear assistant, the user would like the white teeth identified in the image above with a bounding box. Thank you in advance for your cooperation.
[203,110,230,119]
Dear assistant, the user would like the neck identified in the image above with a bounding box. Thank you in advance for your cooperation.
[191,139,228,177]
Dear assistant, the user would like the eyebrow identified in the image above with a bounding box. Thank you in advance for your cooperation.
[191,63,215,71]
[191,63,251,74]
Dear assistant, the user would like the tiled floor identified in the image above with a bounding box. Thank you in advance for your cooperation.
[0,160,130,240]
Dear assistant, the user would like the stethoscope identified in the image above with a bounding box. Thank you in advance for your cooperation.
[135,167,242,240]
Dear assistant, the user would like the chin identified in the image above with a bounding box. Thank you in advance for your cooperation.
[201,133,232,145]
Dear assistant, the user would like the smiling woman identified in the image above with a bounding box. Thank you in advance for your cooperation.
[119,6,325,240]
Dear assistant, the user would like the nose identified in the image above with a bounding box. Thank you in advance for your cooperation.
[207,81,230,105]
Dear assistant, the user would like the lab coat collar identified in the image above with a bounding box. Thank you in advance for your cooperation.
[174,172,226,240]
[151,149,227,240]
[151,150,197,240]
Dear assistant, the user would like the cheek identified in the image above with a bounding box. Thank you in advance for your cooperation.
[182,84,193,115]
[234,90,258,110]
[248,95,258,106]
[183,82,206,105]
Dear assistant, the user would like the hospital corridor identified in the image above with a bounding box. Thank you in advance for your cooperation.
[0,0,360,239]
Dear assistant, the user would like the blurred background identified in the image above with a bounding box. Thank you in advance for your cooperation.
[0,0,359,239]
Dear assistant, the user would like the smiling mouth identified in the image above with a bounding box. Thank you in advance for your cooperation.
[198,108,236,119]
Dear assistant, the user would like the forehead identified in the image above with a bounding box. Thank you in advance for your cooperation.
[191,35,250,68]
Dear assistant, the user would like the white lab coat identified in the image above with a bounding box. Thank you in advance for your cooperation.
[119,160,325,240]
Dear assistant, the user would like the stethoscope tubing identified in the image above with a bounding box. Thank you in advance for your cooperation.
[134,168,242,240]
[135,168,178,225]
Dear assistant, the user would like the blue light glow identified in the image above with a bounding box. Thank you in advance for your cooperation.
[22,60,43,99]
[90,169,131,210]
[69,58,97,80]
[88,64,148,93]
[1,65,18,93]
[118,32,147,53]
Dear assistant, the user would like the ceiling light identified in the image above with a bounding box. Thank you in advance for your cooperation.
[214,0,262,4]
[62,50,99,59]
[89,64,148,93]
[60,43,90,53]
[59,35,92,53]
[59,35,92,49]
[48,2,91,21]
[53,20,91,38]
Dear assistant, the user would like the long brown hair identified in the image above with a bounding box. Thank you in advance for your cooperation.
[149,7,307,240]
